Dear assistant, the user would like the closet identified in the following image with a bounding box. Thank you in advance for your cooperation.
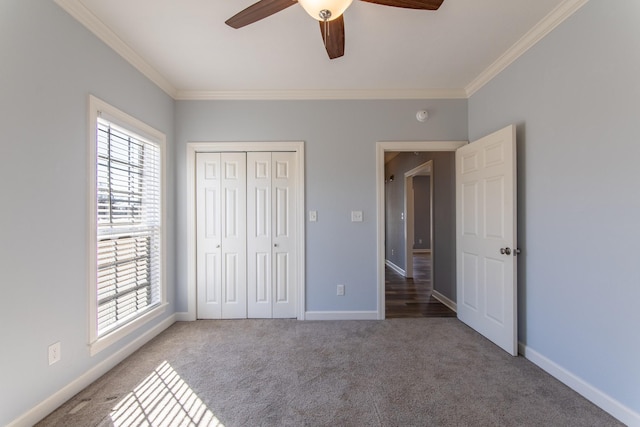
[196,152,297,319]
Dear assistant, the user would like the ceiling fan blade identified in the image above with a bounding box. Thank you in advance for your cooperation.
[319,15,345,59]
[226,0,297,29]
[359,0,443,10]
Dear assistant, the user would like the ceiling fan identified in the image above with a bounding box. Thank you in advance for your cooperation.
[225,0,444,59]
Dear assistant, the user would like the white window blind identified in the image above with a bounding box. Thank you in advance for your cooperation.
[96,118,161,336]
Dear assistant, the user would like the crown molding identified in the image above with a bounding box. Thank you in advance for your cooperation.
[54,0,178,98]
[55,0,587,102]
[465,0,589,97]
[53,0,464,101]
[174,88,468,101]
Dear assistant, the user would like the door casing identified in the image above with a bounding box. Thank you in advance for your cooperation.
[186,141,306,321]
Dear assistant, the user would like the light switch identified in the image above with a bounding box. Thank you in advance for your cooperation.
[309,210,317,222]
[351,211,363,222]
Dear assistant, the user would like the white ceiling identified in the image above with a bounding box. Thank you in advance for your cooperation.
[55,0,587,99]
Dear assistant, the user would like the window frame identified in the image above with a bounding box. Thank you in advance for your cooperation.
[88,95,167,356]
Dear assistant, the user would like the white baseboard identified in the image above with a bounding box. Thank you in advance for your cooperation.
[432,290,457,312]
[519,342,639,427]
[175,311,195,321]
[304,311,379,321]
[385,260,405,276]
[8,314,177,427]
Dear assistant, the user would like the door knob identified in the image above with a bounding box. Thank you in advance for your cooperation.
[500,247,512,255]
[274,243,279,247]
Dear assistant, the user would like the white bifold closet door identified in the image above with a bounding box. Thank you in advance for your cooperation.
[247,152,297,318]
[196,151,297,319]
[196,152,247,319]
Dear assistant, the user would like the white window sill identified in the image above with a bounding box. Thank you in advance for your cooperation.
[90,302,168,356]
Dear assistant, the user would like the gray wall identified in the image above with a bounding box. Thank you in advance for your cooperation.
[468,0,640,417]
[175,100,467,312]
[0,2,176,424]
[413,175,431,250]
[384,152,456,300]
[5,0,637,423]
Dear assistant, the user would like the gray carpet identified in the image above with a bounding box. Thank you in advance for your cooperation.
[37,319,622,426]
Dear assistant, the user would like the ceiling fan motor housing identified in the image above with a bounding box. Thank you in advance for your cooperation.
[298,0,354,21]
[319,9,332,20]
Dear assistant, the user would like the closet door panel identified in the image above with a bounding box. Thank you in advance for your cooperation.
[220,153,247,318]
[196,153,222,319]
[247,152,273,318]
[272,152,297,318]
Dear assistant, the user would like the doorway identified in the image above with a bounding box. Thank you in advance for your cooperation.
[384,155,454,318]
[376,141,466,320]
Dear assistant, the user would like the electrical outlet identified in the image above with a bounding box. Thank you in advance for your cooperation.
[337,284,345,296]
[48,342,61,365]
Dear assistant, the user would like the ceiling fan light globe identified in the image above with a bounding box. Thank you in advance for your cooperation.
[298,0,354,21]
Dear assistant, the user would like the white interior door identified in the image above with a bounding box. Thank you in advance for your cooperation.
[456,125,517,355]
[196,152,247,319]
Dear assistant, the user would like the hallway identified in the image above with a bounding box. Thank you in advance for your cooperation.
[385,253,456,318]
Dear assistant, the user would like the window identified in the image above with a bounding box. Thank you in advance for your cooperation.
[89,96,166,355]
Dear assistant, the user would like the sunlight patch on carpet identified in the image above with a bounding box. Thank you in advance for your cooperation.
[110,361,224,426]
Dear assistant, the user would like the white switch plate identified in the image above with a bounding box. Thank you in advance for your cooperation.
[309,210,317,222]
[337,284,345,296]
[351,211,363,222]
[48,342,61,365]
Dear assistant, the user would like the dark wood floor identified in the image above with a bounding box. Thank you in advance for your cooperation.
[385,253,456,318]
